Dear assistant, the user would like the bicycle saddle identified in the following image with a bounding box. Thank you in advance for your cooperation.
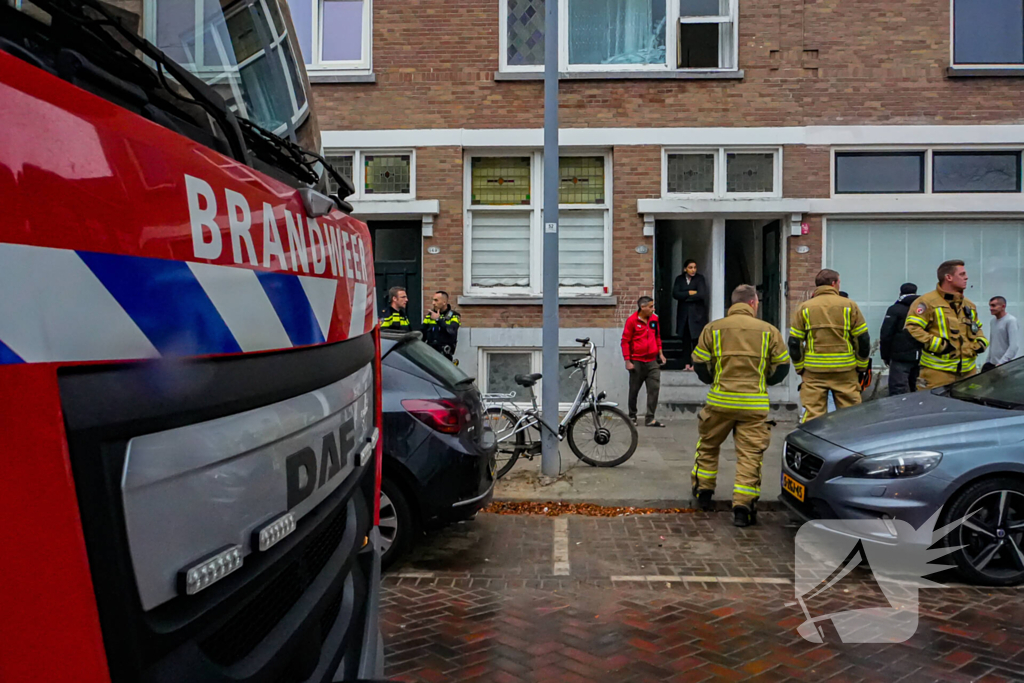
[514,372,542,387]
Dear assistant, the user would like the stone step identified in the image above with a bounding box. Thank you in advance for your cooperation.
[660,370,705,387]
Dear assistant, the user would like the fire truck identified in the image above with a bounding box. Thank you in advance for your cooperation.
[0,1,384,681]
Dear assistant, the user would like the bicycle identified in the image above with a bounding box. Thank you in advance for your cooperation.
[482,337,638,479]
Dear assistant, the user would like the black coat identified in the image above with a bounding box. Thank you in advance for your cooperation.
[879,294,921,365]
[672,272,709,338]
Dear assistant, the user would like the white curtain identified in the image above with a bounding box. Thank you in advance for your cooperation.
[559,210,605,287]
[471,212,532,287]
[569,0,662,64]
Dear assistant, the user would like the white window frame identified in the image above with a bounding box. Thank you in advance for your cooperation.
[325,149,415,200]
[143,0,309,136]
[297,0,373,73]
[662,147,782,198]
[830,146,1024,198]
[949,0,1024,69]
[479,347,590,410]
[463,150,613,297]
[499,0,738,74]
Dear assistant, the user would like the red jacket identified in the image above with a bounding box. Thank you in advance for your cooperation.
[621,312,663,362]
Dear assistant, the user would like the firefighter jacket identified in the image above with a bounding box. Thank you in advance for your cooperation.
[691,303,790,413]
[380,306,411,331]
[789,286,870,373]
[422,306,461,359]
[904,287,988,374]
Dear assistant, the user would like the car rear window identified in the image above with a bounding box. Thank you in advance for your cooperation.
[397,340,472,388]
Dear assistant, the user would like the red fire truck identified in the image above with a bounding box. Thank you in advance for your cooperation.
[0,1,383,681]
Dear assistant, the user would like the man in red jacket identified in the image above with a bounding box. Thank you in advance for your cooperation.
[621,296,668,427]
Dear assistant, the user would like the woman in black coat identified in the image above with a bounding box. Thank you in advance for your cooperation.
[672,259,709,371]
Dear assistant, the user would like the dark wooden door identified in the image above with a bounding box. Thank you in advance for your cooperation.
[759,220,782,329]
[368,221,422,325]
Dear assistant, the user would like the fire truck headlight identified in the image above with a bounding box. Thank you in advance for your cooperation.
[180,545,243,596]
[254,512,296,552]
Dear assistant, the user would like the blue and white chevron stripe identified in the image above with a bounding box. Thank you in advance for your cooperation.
[0,242,367,364]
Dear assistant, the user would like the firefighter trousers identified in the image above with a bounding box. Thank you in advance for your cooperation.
[799,369,861,423]
[920,365,976,389]
[690,406,771,508]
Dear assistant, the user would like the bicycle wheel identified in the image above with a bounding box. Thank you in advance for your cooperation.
[567,405,638,467]
[484,407,525,478]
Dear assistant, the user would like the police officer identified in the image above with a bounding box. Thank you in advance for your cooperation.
[690,285,790,527]
[380,286,411,331]
[788,269,870,423]
[422,290,461,360]
[904,259,988,388]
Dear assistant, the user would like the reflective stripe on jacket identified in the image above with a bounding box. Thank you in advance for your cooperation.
[789,285,869,373]
[904,287,987,374]
[380,307,411,330]
[692,303,789,413]
[422,307,460,358]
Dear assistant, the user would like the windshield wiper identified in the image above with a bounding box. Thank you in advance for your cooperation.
[236,118,355,197]
[949,392,1023,410]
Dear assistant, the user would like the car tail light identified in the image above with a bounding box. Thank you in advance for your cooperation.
[401,399,470,434]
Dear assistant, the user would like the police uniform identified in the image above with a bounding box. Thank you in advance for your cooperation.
[422,306,461,360]
[379,306,411,331]
[789,285,870,423]
[904,286,987,388]
[690,303,790,513]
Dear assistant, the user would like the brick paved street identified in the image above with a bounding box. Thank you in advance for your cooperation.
[382,512,1024,683]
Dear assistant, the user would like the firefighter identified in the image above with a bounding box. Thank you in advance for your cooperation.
[690,285,790,527]
[788,269,870,423]
[422,290,461,361]
[380,285,411,331]
[904,259,988,388]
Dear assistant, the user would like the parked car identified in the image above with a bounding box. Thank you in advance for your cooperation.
[781,359,1024,586]
[378,331,496,567]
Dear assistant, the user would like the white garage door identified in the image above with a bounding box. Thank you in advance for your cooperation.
[826,219,1024,365]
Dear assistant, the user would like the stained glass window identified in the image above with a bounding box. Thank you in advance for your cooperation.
[559,156,605,204]
[325,154,353,195]
[726,153,774,193]
[471,157,532,205]
[507,0,546,66]
[667,153,715,193]
[364,154,411,195]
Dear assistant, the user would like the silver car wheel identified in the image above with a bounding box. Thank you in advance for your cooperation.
[958,490,1024,580]
[378,489,399,556]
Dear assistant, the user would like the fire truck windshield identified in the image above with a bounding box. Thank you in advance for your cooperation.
[150,0,310,138]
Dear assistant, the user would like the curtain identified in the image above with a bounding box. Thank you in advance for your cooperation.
[471,212,532,287]
[568,0,664,65]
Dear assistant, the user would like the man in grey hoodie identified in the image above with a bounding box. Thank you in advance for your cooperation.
[983,296,1020,372]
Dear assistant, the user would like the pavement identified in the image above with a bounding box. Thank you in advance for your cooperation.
[494,415,798,509]
[382,512,1024,683]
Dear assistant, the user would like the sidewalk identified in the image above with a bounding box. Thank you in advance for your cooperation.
[494,414,798,509]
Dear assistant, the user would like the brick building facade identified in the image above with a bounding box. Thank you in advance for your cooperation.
[289,0,1024,406]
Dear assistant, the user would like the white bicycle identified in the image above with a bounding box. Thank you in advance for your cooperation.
[482,337,638,478]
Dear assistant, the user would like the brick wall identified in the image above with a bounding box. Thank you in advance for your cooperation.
[782,146,830,199]
[312,0,1024,133]
[785,215,824,326]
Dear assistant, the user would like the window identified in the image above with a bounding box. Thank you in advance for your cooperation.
[952,0,1024,66]
[663,148,780,197]
[465,153,612,295]
[826,219,1024,365]
[834,152,925,194]
[933,152,1021,193]
[500,0,737,72]
[482,349,589,403]
[286,0,372,71]
[833,149,1024,195]
[147,0,308,134]
[324,150,413,199]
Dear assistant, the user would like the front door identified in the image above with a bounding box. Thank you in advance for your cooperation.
[368,221,422,325]
[759,220,782,329]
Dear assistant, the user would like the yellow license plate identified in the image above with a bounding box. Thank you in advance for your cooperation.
[782,473,805,502]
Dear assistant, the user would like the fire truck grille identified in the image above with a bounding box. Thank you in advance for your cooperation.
[199,505,349,667]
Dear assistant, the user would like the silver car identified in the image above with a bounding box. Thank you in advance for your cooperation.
[781,359,1024,586]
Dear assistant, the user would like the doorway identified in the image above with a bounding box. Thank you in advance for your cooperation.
[654,218,783,369]
[367,220,422,324]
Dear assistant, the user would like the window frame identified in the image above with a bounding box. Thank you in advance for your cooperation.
[661,147,782,199]
[295,0,373,73]
[479,347,590,409]
[323,149,415,200]
[830,146,1024,197]
[462,149,613,298]
[932,150,1023,194]
[498,0,739,74]
[949,0,1024,69]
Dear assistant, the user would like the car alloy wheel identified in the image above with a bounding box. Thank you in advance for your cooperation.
[378,488,399,556]
[958,489,1024,583]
